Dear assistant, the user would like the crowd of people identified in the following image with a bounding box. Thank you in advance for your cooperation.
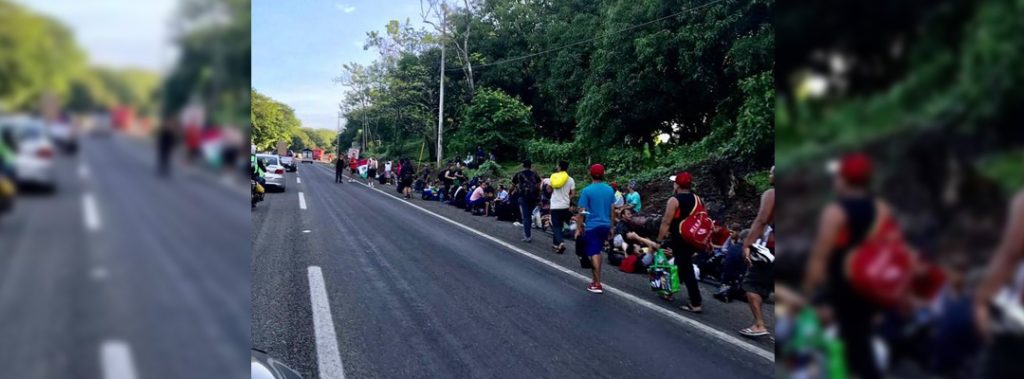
[337,155,776,339]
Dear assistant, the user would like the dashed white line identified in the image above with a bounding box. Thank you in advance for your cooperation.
[337,168,774,362]
[101,340,138,379]
[308,266,346,379]
[296,177,301,184]
[83,193,102,232]
[90,267,108,280]
[298,192,307,210]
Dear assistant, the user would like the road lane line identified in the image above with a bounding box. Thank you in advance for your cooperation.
[297,177,301,184]
[101,340,138,379]
[337,170,773,362]
[299,192,307,210]
[308,266,346,379]
[83,193,102,232]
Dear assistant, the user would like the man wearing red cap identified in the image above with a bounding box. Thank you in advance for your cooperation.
[804,152,888,379]
[656,171,704,312]
[576,163,617,294]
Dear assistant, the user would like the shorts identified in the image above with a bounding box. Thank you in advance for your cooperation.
[742,262,773,298]
[583,226,610,257]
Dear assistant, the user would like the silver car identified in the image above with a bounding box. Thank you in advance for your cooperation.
[255,154,286,191]
[0,116,58,192]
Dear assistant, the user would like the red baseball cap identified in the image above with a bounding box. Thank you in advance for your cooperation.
[670,172,693,187]
[589,164,605,177]
[831,153,872,185]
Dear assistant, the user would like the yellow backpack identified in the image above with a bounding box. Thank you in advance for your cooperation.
[550,171,569,189]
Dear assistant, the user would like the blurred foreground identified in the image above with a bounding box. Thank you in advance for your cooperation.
[0,0,250,378]
[776,0,1024,378]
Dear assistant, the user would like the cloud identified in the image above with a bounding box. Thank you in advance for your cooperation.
[335,3,356,13]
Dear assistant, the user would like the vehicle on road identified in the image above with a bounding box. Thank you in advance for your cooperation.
[255,153,286,191]
[251,349,302,379]
[251,179,264,209]
[300,149,313,164]
[0,116,58,192]
[47,120,78,154]
[280,154,296,172]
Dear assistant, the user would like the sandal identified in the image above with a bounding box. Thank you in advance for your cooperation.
[557,244,566,254]
[678,304,703,314]
[739,327,769,337]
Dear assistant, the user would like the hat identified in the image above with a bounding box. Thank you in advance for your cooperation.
[829,153,872,185]
[589,164,605,178]
[610,182,618,191]
[670,172,693,187]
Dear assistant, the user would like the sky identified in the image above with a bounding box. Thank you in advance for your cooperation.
[253,0,427,131]
[18,0,179,73]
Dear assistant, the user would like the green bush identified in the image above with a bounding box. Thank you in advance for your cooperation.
[450,87,535,160]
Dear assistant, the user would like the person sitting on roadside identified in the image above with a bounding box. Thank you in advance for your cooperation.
[468,182,490,214]
[625,181,642,213]
[451,182,469,208]
[715,229,751,303]
[612,182,625,210]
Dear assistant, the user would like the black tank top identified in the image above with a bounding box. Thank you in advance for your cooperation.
[669,192,697,243]
[827,195,876,292]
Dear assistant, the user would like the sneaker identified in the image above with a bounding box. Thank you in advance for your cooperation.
[586,283,604,294]
[513,221,522,227]
[521,237,532,243]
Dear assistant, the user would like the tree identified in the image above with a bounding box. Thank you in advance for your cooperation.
[451,87,533,159]
[0,1,87,110]
[250,88,299,150]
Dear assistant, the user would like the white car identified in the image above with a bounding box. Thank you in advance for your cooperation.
[255,154,286,191]
[0,116,58,192]
[47,120,78,154]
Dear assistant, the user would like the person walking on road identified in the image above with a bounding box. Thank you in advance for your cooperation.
[156,117,178,178]
[739,165,774,338]
[656,172,704,312]
[400,158,415,199]
[576,163,616,294]
[512,160,541,242]
[335,156,345,183]
[367,156,378,188]
[549,160,575,254]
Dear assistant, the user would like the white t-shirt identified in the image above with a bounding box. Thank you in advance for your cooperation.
[550,176,575,210]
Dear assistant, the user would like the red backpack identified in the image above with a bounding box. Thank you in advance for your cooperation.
[676,195,713,249]
[845,203,914,309]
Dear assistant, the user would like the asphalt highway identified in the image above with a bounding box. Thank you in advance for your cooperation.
[252,163,774,378]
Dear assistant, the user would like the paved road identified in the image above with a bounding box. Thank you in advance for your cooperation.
[252,163,774,378]
[0,133,250,378]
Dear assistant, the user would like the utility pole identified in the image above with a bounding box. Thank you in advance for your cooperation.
[436,5,446,167]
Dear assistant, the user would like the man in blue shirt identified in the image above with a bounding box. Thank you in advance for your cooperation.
[576,164,616,294]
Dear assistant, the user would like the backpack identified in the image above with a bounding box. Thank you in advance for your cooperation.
[550,171,569,189]
[676,195,714,249]
[620,254,644,273]
[516,170,539,201]
[845,202,914,309]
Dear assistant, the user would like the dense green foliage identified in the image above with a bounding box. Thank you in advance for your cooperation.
[776,0,1024,167]
[251,89,300,150]
[163,0,251,126]
[338,0,773,174]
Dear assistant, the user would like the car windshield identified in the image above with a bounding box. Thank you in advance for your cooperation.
[259,156,279,166]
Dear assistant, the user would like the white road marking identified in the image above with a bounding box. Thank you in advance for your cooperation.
[297,177,302,184]
[101,340,138,379]
[298,192,307,210]
[338,169,774,362]
[303,230,311,233]
[308,266,346,379]
[83,193,102,232]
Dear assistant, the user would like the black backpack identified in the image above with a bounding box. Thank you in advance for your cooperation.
[516,170,539,201]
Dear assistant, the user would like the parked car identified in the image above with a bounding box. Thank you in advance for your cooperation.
[280,155,296,172]
[47,120,78,154]
[255,154,286,191]
[0,116,58,192]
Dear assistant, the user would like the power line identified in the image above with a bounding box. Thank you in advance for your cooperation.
[445,0,733,73]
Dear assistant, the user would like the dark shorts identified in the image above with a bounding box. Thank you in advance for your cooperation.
[742,262,773,298]
[583,226,610,257]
